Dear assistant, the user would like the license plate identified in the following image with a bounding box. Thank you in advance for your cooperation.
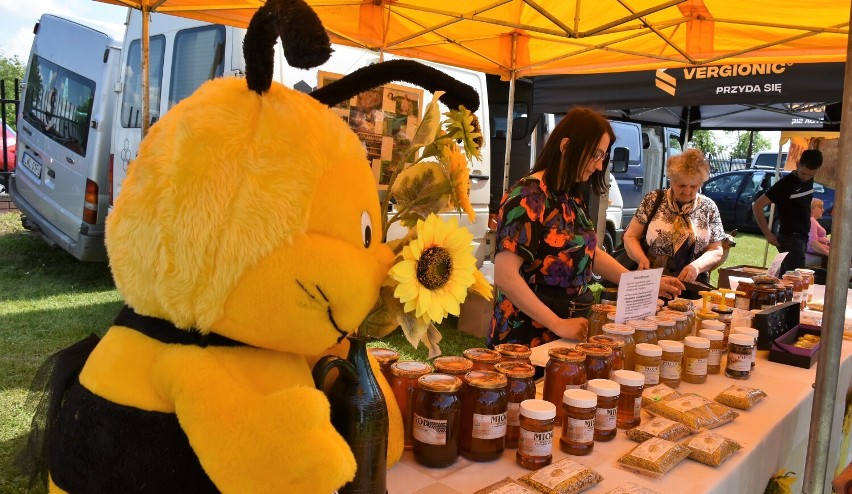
[22,153,42,178]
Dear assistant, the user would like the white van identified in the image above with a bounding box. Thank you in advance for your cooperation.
[9,14,123,261]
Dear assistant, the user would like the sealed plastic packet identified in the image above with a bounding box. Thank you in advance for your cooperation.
[681,430,742,466]
[644,393,738,431]
[604,482,662,494]
[616,437,691,478]
[641,383,681,408]
[474,477,541,494]
[519,457,603,494]
[625,416,692,443]
[714,384,767,410]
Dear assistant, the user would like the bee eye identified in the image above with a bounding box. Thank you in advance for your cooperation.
[360,211,372,248]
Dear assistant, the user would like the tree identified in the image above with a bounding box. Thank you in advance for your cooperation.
[690,130,723,157]
[730,130,771,161]
[0,53,25,130]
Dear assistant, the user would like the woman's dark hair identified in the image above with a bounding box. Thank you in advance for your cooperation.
[531,107,614,196]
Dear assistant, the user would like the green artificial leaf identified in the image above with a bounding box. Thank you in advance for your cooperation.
[363,285,405,338]
[409,91,445,151]
[398,313,428,350]
[391,161,451,228]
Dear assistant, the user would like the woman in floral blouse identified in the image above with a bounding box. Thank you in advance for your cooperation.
[623,148,725,290]
[488,108,684,348]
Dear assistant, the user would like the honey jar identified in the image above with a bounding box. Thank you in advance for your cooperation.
[463,348,502,372]
[658,340,684,388]
[494,343,532,364]
[460,371,508,461]
[390,361,433,449]
[560,389,597,456]
[586,379,619,441]
[634,343,662,386]
[575,342,613,380]
[368,347,400,384]
[612,370,645,429]
[517,399,556,470]
[698,329,724,374]
[494,361,536,449]
[412,373,462,467]
[542,348,587,421]
[682,336,710,384]
[589,335,624,372]
[433,355,473,376]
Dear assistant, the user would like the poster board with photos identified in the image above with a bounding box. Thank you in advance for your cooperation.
[318,71,424,190]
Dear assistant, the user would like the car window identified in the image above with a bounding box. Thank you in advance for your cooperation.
[741,172,764,195]
[703,174,743,194]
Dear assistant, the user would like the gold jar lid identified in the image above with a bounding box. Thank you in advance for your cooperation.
[494,343,531,359]
[627,320,657,331]
[367,347,400,365]
[417,373,462,393]
[494,361,535,378]
[589,335,624,348]
[547,347,586,363]
[390,360,432,378]
[463,347,502,364]
[575,342,613,358]
[433,355,474,375]
[464,370,508,389]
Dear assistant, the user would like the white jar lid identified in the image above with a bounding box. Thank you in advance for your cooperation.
[635,343,662,357]
[587,378,620,397]
[698,329,724,341]
[612,369,645,387]
[729,334,755,346]
[657,340,684,352]
[520,399,556,420]
[701,320,725,331]
[732,326,759,337]
[684,336,710,349]
[563,388,598,408]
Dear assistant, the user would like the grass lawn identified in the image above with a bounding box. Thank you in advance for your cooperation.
[0,210,777,491]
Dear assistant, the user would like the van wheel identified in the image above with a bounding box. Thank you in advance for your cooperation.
[603,231,615,255]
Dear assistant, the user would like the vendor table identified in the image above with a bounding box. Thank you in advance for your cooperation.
[387,286,852,494]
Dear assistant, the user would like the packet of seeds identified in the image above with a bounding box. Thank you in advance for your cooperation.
[681,430,742,466]
[604,482,662,494]
[625,416,692,443]
[518,457,603,494]
[644,393,738,431]
[714,384,767,410]
[615,437,691,479]
[473,477,541,494]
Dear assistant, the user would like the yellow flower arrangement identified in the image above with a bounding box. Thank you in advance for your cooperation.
[360,92,493,357]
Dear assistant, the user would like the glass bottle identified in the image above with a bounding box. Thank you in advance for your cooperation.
[588,304,613,339]
[795,268,815,303]
[682,336,710,384]
[782,271,804,309]
[634,343,662,386]
[628,319,659,345]
[589,335,624,372]
[433,355,473,377]
[463,347,502,372]
[586,379,619,441]
[494,361,536,449]
[412,373,462,467]
[494,343,532,364]
[517,399,556,470]
[602,323,637,371]
[542,348,587,421]
[726,334,754,380]
[560,389,597,455]
[657,339,684,388]
[612,369,645,429]
[460,370,508,461]
[575,342,613,380]
[389,361,433,449]
[699,329,725,374]
[368,347,400,384]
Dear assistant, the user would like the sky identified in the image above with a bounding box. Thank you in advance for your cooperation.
[0,0,127,61]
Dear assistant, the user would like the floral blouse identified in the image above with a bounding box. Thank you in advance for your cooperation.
[635,189,725,259]
[489,176,597,347]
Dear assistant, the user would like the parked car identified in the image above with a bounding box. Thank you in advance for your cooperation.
[702,169,833,234]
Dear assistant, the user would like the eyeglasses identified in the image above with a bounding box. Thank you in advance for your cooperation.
[590,150,608,163]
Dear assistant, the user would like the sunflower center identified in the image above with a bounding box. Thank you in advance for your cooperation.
[416,247,453,290]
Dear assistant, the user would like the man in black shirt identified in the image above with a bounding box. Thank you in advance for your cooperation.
[752,149,823,274]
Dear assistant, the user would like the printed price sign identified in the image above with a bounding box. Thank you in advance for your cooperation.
[614,268,663,323]
[767,252,788,278]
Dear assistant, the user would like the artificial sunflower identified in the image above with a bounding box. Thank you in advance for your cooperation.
[469,269,494,300]
[441,142,476,223]
[390,214,477,324]
[444,106,483,160]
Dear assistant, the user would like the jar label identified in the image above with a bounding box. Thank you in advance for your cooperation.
[685,357,707,375]
[708,348,723,366]
[632,437,678,463]
[727,352,751,372]
[507,402,521,427]
[566,417,594,443]
[595,407,617,431]
[633,396,642,417]
[635,364,659,385]
[526,459,587,488]
[412,414,447,445]
[519,427,553,457]
[660,360,681,379]
[472,412,507,439]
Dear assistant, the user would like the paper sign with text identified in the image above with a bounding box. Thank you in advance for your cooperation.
[767,252,788,278]
[614,268,663,323]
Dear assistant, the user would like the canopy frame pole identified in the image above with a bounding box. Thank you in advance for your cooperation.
[502,32,518,195]
[803,5,852,491]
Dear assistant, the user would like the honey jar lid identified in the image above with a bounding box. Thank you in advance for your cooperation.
[588,335,624,348]
[587,378,620,397]
[627,319,657,331]
[464,370,508,389]
[698,329,724,341]
[390,360,432,377]
[547,347,586,363]
[732,327,759,338]
[729,334,755,346]
[433,356,474,374]
[601,323,635,335]
[367,347,400,364]
[657,340,684,352]
[494,343,531,359]
[683,336,711,349]
[520,399,556,420]
[417,373,462,393]
[563,388,598,408]
[635,343,662,357]
[701,319,725,331]
[657,311,687,322]
[463,347,502,364]
[654,317,676,327]
[575,343,613,358]
[494,361,535,378]
[612,369,645,387]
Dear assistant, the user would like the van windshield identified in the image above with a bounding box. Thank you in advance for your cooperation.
[22,55,95,156]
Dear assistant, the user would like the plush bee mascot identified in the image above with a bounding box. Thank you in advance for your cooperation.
[18,0,479,492]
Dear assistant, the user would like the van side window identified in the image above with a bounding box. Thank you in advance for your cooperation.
[121,36,166,128]
[22,55,96,157]
[169,25,226,110]
[610,123,641,162]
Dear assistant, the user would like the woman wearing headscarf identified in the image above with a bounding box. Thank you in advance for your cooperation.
[622,148,725,291]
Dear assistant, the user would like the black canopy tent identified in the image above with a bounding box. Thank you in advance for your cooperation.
[531,62,845,135]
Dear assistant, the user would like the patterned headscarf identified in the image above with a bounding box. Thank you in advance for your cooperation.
[665,188,697,254]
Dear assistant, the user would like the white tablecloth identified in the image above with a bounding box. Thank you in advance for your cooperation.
[388,299,852,493]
